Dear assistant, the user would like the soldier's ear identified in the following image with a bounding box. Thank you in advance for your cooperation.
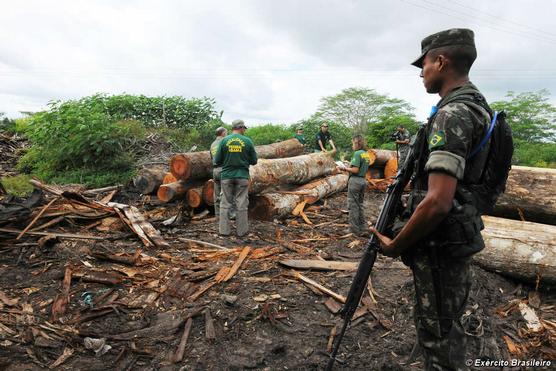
[436,54,448,72]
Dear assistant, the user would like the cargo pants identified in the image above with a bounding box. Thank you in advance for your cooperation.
[219,178,249,237]
[410,247,472,371]
[347,176,366,235]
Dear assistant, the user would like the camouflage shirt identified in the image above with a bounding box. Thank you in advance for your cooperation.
[408,82,492,256]
[414,82,491,190]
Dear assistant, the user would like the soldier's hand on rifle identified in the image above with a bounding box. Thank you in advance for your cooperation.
[369,227,400,258]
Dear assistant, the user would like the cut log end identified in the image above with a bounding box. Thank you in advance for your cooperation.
[203,180,215,206]
[157,181,187,203]
[170,154,190,180]
[163,173,178,184]
[186,187,203,208]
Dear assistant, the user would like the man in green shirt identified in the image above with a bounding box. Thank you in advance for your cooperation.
[337,134,370,236]
[293,126,306,145]
[210,127,227,220]
[213,119,258,238]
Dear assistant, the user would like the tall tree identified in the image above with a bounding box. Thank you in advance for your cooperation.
[313,87,415,135]
[490,90,556,143]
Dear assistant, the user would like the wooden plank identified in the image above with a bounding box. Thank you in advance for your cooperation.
[222,247,251,282]
[292,271,346,303]
[172,317,193,363]
[17,198,58,239]
[280,259,358,271]
[204,308,216,341]
[0,228,105,240]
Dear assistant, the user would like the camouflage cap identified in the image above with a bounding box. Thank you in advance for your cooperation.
[296,126,303,130]
[411,28,475,68]
[231,119,246,129]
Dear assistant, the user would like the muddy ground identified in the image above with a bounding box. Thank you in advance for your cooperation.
[1,185,555,371]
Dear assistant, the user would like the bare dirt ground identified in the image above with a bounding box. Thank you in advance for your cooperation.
[0,131,554,370]
[1,188,555,371]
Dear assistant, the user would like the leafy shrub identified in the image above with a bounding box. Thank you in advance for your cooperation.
[245,124,293,145]
[513,140,556,168]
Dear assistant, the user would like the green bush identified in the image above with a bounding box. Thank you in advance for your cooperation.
[245,124,293,145]
[513,140,556,168]
[17,94,224,187]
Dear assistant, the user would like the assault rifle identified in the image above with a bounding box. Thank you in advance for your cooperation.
[325,127,425,370]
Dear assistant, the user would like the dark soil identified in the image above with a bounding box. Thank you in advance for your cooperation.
[0,188,555,371]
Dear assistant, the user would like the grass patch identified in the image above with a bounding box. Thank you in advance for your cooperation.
[1,175,34,197]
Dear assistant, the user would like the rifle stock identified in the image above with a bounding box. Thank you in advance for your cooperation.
[325,127,425,370]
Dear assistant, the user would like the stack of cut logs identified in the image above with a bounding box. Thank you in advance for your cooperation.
[132,139,349,221]
[131,141,556,284]
[364,149,398,191]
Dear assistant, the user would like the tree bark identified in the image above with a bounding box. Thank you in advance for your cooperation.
[169,139,304,181]
[474,216,556,284]
[491,166,556,225]
[249,173,348,220]
[249,152,337,194]
[132,167,167,194]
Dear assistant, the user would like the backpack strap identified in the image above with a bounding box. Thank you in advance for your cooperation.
[468,111,498,159]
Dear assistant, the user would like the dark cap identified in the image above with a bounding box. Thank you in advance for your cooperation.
[296,126,303,130]
[411,28,475,68]
[231,119,246,129]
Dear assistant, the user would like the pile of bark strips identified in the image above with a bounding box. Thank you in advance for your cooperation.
[0,132,28,178]
[0,175,555,370]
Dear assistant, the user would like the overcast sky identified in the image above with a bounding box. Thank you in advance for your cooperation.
[1,0,555,125]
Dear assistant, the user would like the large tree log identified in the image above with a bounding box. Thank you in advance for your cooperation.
[169,139,304,181]
[249,173,348,220]
[367,149,396,167]
[491,166,556,225]
[157,181,188,203]
[133,167,167,194]
[249,152,337,194]
[474,216,556,284]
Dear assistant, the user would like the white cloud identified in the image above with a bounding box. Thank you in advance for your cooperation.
[0,0,555,124]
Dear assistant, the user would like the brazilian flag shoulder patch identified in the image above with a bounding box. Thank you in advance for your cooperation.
[428,131,446,149]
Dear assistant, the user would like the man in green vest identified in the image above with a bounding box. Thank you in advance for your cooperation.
[337,134,370,236]
[213,119,258,238]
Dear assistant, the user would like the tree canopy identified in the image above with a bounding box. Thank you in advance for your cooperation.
[490,89,556,143]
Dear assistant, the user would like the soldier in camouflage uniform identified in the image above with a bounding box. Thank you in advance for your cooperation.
[395,125,411,168]
[371,29,492,371]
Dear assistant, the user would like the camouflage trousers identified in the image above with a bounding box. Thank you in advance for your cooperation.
[398,145,410,169]
[219,178,249,237]
[411,248,472,371]
[347,176,366,235]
